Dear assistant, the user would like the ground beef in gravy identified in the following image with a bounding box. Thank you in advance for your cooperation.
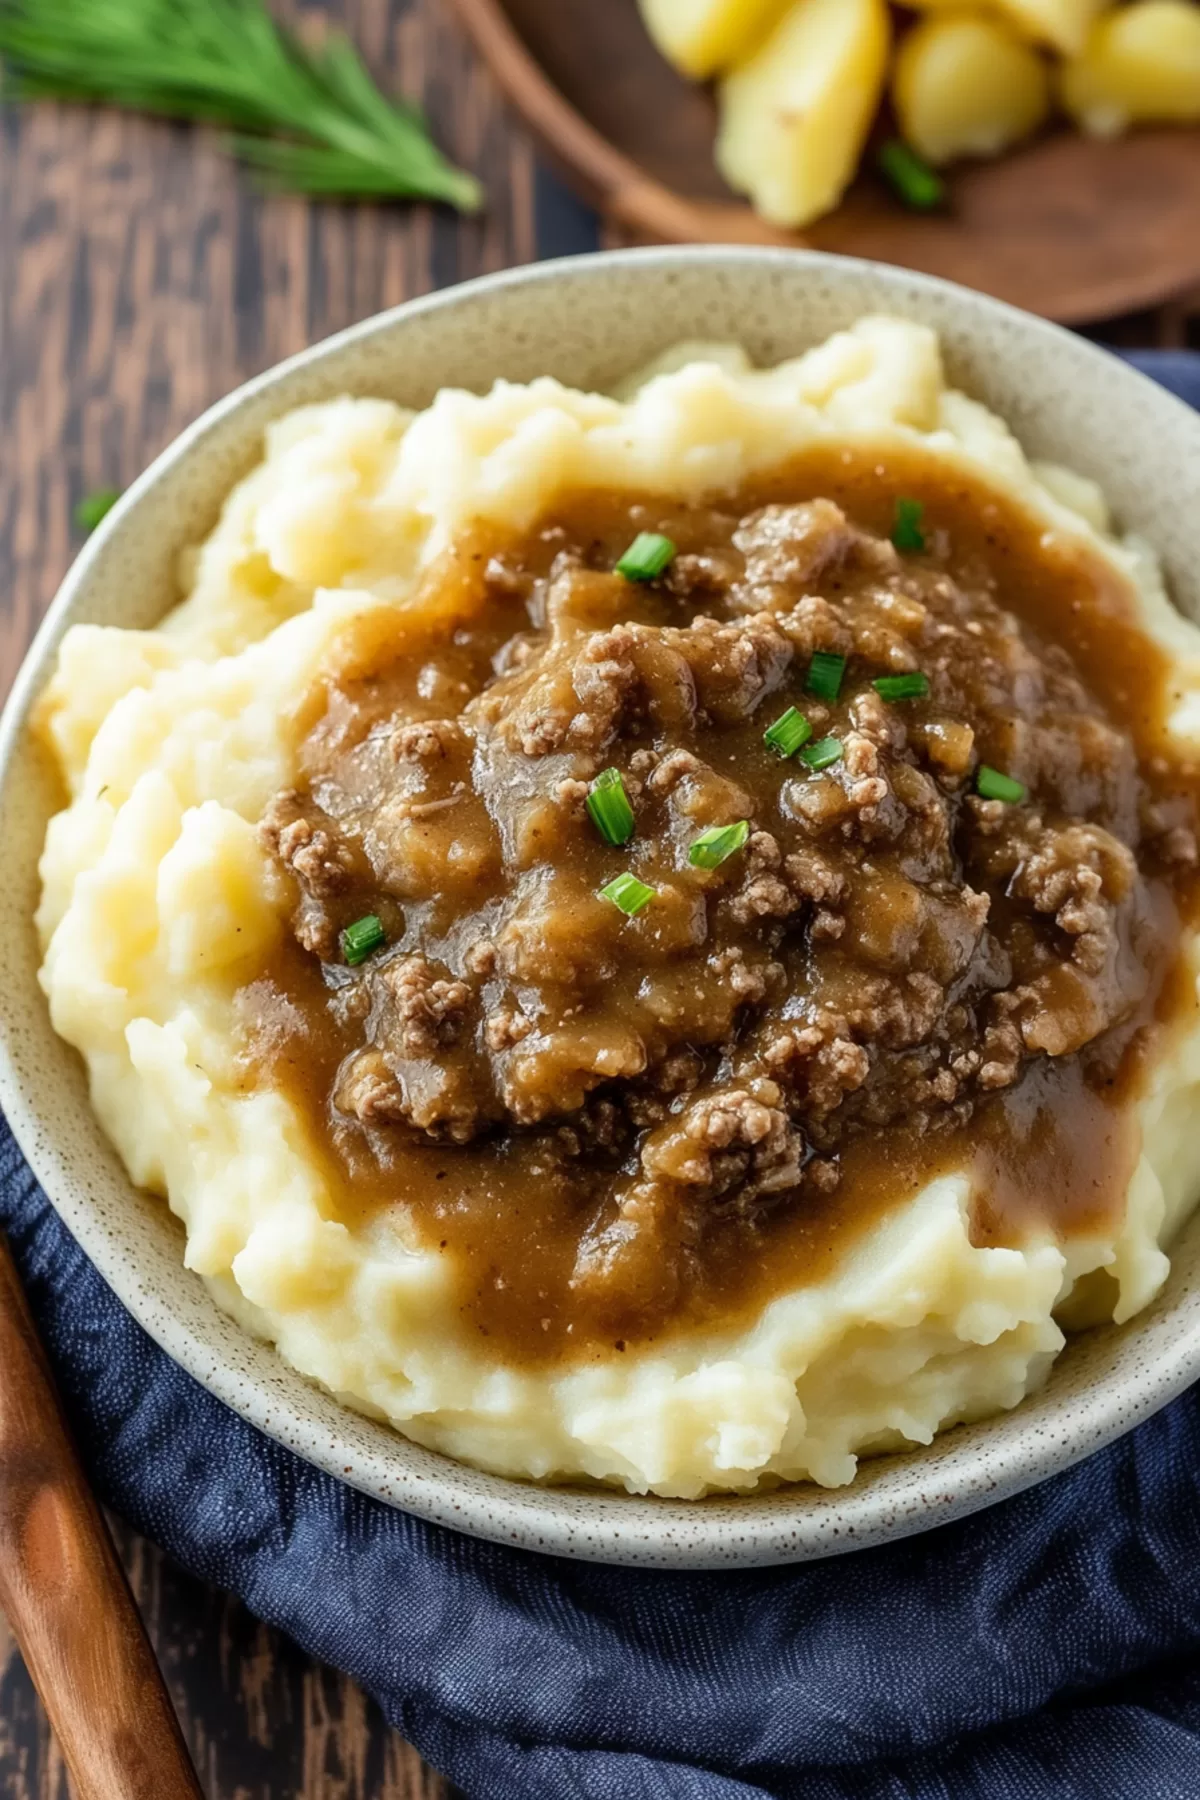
[242,447,1200,1363]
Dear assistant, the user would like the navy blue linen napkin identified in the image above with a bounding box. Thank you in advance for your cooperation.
[5,351,1200,1800]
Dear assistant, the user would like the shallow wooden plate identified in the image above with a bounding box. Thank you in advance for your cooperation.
[450,0,1200,324]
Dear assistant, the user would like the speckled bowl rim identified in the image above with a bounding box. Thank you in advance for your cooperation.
[4,247,1200,1569]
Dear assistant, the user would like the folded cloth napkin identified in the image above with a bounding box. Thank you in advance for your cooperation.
[5,352,1200,1800]
[1119,349,1200,410]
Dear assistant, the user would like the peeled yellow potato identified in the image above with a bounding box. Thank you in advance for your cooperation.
[903,0,1111,55]
[716,0,891,228]
[638,0,793,78]
[1061,0,1200,136]
[893,13,1052,165]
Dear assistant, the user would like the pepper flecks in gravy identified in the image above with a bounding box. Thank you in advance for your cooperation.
[237,445,1200,1367]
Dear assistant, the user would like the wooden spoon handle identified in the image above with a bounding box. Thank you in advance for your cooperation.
[0,1230,204,1799]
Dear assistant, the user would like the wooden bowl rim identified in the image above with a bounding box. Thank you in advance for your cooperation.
[448,0,1200,324]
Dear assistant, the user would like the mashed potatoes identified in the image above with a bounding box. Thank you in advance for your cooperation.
[36,317,1200,1498]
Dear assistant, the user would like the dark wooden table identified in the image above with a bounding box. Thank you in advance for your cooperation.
[0,2,593,1793]
[0,2,1196,1792]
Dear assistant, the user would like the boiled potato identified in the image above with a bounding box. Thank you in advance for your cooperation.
[639,0,792,78]
[716,0,891,228]
[989,0,1111,53]
[902,0,1111,56]
[1061,1,1200,135]
[894,13,1052,165]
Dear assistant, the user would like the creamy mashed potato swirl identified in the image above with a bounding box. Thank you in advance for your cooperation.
[36,318,1200,1498]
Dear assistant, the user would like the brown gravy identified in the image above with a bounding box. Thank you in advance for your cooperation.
[237,445,1200,1366]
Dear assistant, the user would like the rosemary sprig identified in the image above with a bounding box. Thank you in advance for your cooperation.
[0,0,482,211]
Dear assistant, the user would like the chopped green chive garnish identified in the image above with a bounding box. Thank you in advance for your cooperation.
[341,915,386,966]
[599,872,656,917]
[872,672,930,703]
[976,764,1027,804]
[892,497,927,553]
[800,736,844,772]
[75,487,121,533]
[805,651,846,702]
[763,706,813,759]
[586,767,636,847]
[878,139,946,212]
[689,819,750,871]
[615,532,676,582]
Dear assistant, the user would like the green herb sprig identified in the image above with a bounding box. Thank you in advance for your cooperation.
[800,736,844,772]
[976,765,1027,804]
[75,488,122,533]
[878,139,946,212]
[689,820,749,871]
[341,914,386,966]
[805,651,846,703]
[599,872,656,917]
[892,497,927,553]
[587,767,636,847]
[616,532,676,582]
[873,672,930,703]
[0,0,481,210]
[763,706,813,759]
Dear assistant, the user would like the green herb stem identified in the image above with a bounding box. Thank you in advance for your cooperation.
[872,672,930,703]
[688,819,750,870]
[0,0,481,210]
[763,706,813,759]
[799,736,844,772]
[892,497,927,553]
[75,487,121,532]
[878,139,946,212]
[586,767,636,847]
[805,651,846,702]
[341,914,386,966]
[599,872,656,917]
[615,532,676,582]
[976,764,1027,804]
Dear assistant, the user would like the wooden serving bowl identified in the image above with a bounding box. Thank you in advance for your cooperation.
[450,0,1200,325]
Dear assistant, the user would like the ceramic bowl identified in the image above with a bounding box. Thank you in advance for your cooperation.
[4,248,1200,1570]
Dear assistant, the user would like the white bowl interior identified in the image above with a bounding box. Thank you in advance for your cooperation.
[4,248,1200,1567]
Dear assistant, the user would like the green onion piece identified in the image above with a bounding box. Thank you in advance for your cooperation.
[976,764,1027,804]
[599,872,657,917]
[763,706,813,759]
[800,736,844,772]
[341,914,386,966]
[872,672,930,703]
[878,139,946,212]
[75,488,121,533]
[586,767,636,847]
[805,651,846,702]
[688,819,750,871]
[615,532,676,582]
[892,497,927,553]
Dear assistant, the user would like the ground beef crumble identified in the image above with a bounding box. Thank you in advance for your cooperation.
[252,475,1199,1334]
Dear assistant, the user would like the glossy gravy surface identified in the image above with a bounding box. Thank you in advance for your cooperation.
[238,446,1200,1365]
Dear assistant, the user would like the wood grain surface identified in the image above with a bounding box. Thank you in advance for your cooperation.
[0,1,591,1793]
[0,0,572,696]
[0,0,1195,1793]
[0,1534,456,1800]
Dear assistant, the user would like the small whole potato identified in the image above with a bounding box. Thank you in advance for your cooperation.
[1061,0,1200,136]
[638,0,792,79]
[893,12,1052,165]
[902,0,1111,56]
